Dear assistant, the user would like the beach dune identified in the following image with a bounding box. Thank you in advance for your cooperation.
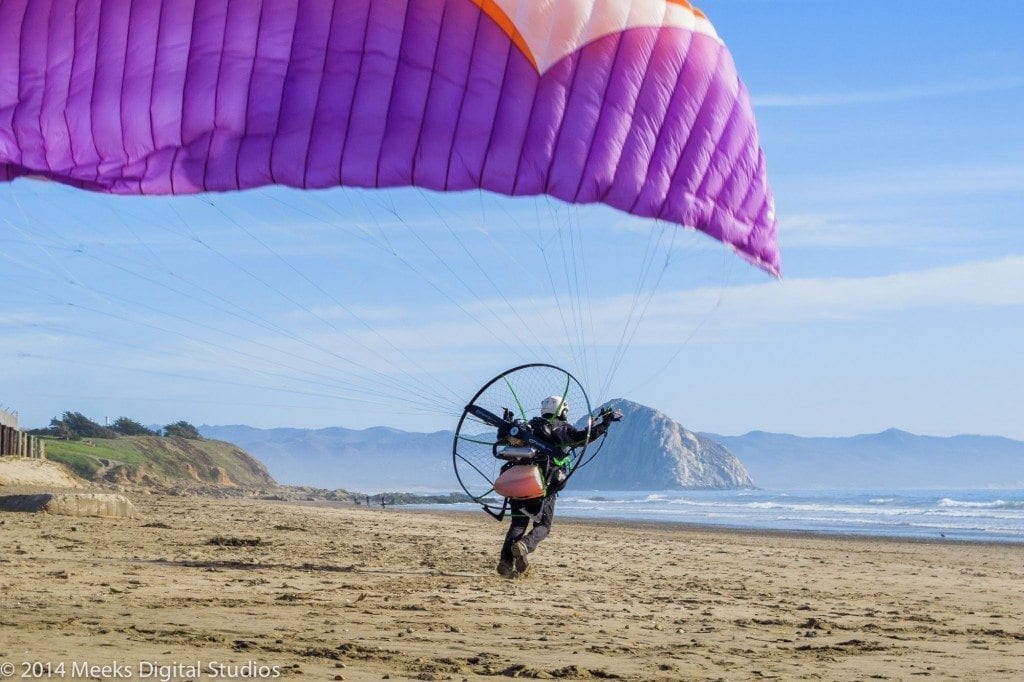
[0,493,1021,680]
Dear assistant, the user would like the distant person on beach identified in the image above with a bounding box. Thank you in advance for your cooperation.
[497,396,621,578]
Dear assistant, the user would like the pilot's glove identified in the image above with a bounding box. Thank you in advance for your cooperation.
[600,407,623,423]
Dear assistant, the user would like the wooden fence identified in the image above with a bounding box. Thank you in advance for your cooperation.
[0,409,46,458]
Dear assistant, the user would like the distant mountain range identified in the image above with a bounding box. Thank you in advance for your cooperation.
[199,417,1024,492]
[200,399,753,492]
[703,429,1024,489]
[198,424,453,492]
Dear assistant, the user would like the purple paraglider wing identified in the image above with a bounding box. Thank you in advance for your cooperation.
[0,0,779,275]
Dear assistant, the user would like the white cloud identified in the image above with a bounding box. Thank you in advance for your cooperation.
[0,311,66,327]
[779,164,1024,203]
[647,255,1024,334]
[778,213,911,248]
[418,256,1024,343]
[270,256,1024,354]
[753,77,1024,108]
[8,257,1020,426]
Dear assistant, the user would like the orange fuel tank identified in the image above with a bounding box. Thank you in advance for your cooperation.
[493,464,546,500]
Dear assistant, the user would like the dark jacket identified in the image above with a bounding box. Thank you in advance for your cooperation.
[524,415,611,492]
[529,415,608,456]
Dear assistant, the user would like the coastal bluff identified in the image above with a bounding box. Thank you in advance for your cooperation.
[42,435,276,488]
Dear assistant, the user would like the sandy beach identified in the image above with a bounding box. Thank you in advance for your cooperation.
[1,490,1022,681]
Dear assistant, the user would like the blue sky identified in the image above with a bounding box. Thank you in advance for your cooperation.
[2,0,1022,438]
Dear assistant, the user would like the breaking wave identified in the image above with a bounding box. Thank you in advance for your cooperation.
[552,489,1024,543]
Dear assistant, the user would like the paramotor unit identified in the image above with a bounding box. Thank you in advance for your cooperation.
[453,363,606,519]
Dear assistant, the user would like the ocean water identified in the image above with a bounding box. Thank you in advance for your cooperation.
[419,489,1024,543]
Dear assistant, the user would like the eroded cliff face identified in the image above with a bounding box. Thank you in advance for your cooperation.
[568,399,754,490]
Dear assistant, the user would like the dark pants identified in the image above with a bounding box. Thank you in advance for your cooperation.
[501,494,556,564]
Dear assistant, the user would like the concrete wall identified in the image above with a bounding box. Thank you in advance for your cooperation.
[0,408,17,429]
[0,493,136,518]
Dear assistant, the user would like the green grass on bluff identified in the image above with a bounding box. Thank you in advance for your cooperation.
[44,435,275,487]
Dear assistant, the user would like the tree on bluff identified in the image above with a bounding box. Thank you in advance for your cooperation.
[163,421,202,439]
[111,417,158,436]
[43,411,119,440]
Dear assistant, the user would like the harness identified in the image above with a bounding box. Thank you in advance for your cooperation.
[492,416,579,521]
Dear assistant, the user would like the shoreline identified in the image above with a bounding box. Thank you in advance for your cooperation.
[269,483,1024,546]
[3,473,1019,546]
[422,508,1024,549]
[273,496,1024,548]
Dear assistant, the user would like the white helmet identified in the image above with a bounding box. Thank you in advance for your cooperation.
[541,395,568,419]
